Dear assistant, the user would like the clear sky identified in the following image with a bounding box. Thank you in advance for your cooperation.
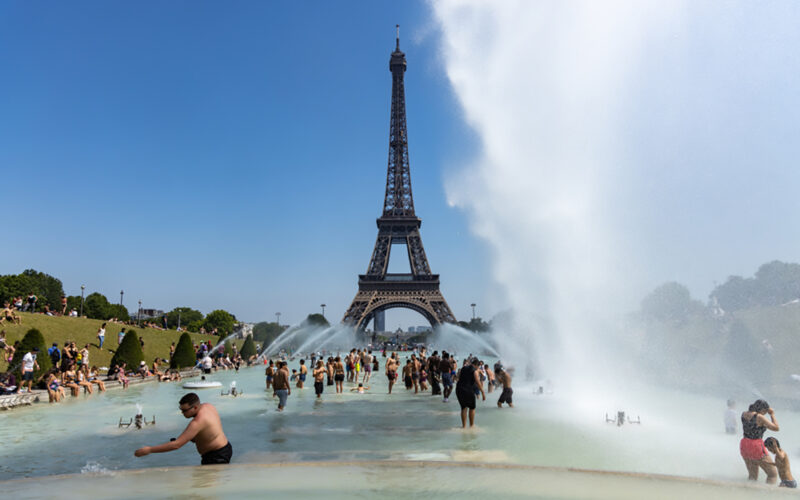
[0,1,488,327]
[4,1,800,330]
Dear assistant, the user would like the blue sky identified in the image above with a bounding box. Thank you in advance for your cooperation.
[5,1,800,330]
[0,1,488,326]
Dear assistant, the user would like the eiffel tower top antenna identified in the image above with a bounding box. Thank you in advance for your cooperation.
[396,24,400,51]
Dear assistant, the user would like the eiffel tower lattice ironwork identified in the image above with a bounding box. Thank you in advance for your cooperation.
[343,27,456,330]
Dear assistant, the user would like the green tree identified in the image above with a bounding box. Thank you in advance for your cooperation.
[203,309,237,336]
[84,292,112,320]
[458,318,490,333]
[640,282,705,324]
[305,313,329,327]
[252,321,286,347]
[110,329,144,372]
[186,320,204,333]
[166,307,204,330]
[13,328,52,387]
[0,269,64,312]
[106,304,130,322]
[171,333,196,369]
[239,335,257,359]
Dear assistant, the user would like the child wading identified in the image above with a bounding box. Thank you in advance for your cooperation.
[765,437,796,488]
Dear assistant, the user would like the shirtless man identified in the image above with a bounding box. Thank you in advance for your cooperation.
[265,360,274,390]
[496,365,513,408]
[765,437,796,488]
[313,360,326,399]
[385,353,398,394]
[273,362,291,410]
[411,354,421,394]
[135,393,232,465]
[402,359,413,391]
[1,303,21,325]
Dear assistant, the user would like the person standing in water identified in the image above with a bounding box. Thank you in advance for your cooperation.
[313,360,326,399]
[385,353,398,394]
[135,392,232,465]
[455,357,484,428]
[496,364,513,408]
[740,399,779,483]
[273,362,291,411]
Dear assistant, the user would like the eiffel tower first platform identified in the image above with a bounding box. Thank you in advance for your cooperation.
[343,28,457,331]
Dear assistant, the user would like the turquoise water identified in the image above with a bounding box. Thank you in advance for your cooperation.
[2,354,799,496]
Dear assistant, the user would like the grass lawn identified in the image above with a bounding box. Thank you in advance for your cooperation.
[1,313,244,371]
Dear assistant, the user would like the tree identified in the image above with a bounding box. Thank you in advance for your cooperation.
[305,313,329,327]
[171,333,196,369]
[166,307,204,330]
[239,335,257,359]
[110,329,144,372]
[458,318,490,333]
[84,292,112,320]
[223,341,234,357]
[252,321,286,347]
[0,269,64,312]
[203,309,236,336]
[13,328,51,387]
[711,261,800,312]
[640,282,704,324]
[106,304,130,322]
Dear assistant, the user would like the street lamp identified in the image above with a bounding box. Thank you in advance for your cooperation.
[120,290,124,306]
[470,303,476,320]
[138,300,142,327]
[275,312,281,326]
[321,303,326,318]
[80,285,86,317]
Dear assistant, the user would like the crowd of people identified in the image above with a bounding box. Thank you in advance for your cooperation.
[263,346,514,426]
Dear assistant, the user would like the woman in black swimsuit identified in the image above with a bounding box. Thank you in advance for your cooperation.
[740,399,779,483]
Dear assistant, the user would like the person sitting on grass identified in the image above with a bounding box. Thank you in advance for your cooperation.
[765,437,796,488]
[86,365,106,392]
[0,330,16,362]
[1,303,21,325]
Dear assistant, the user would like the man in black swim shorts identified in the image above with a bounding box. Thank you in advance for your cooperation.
[455,358,484,428]
[135,392,232,465]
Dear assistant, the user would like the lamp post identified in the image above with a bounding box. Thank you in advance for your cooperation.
[80,285,86,317]
[275,312,281,326]
[321,304,326,318]
[138,300,142,327]
[470,303,476,320]
[120,290,124,306]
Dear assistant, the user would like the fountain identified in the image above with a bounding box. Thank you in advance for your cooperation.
[119,403,155,429]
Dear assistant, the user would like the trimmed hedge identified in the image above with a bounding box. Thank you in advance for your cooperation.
[13,328,52,387]
[240,334,257,359]
[171,332,196,369]
[110,329,144,372]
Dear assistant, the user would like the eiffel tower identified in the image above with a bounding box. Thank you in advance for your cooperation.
[343,27,456,331]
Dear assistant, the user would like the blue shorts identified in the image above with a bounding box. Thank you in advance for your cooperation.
[442,373,452,388]
[275,389,288,408]
[22,371,34,381]
[299,373,306,382]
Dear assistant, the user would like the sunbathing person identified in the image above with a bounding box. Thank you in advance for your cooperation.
[62,364,81,397]
[46,370,65,402]
[86,365,106,391]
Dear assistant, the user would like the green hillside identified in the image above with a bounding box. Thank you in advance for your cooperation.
[1,313,229,371]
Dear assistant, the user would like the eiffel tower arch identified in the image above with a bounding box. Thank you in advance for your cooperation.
[343,27,456,331]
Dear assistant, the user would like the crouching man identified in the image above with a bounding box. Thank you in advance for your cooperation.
[134,392,232,465]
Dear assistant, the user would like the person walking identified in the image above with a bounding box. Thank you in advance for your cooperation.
[455,357,484,428]
[97,323,106,349]
[273,361,291,411]
[20,347,40,392]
